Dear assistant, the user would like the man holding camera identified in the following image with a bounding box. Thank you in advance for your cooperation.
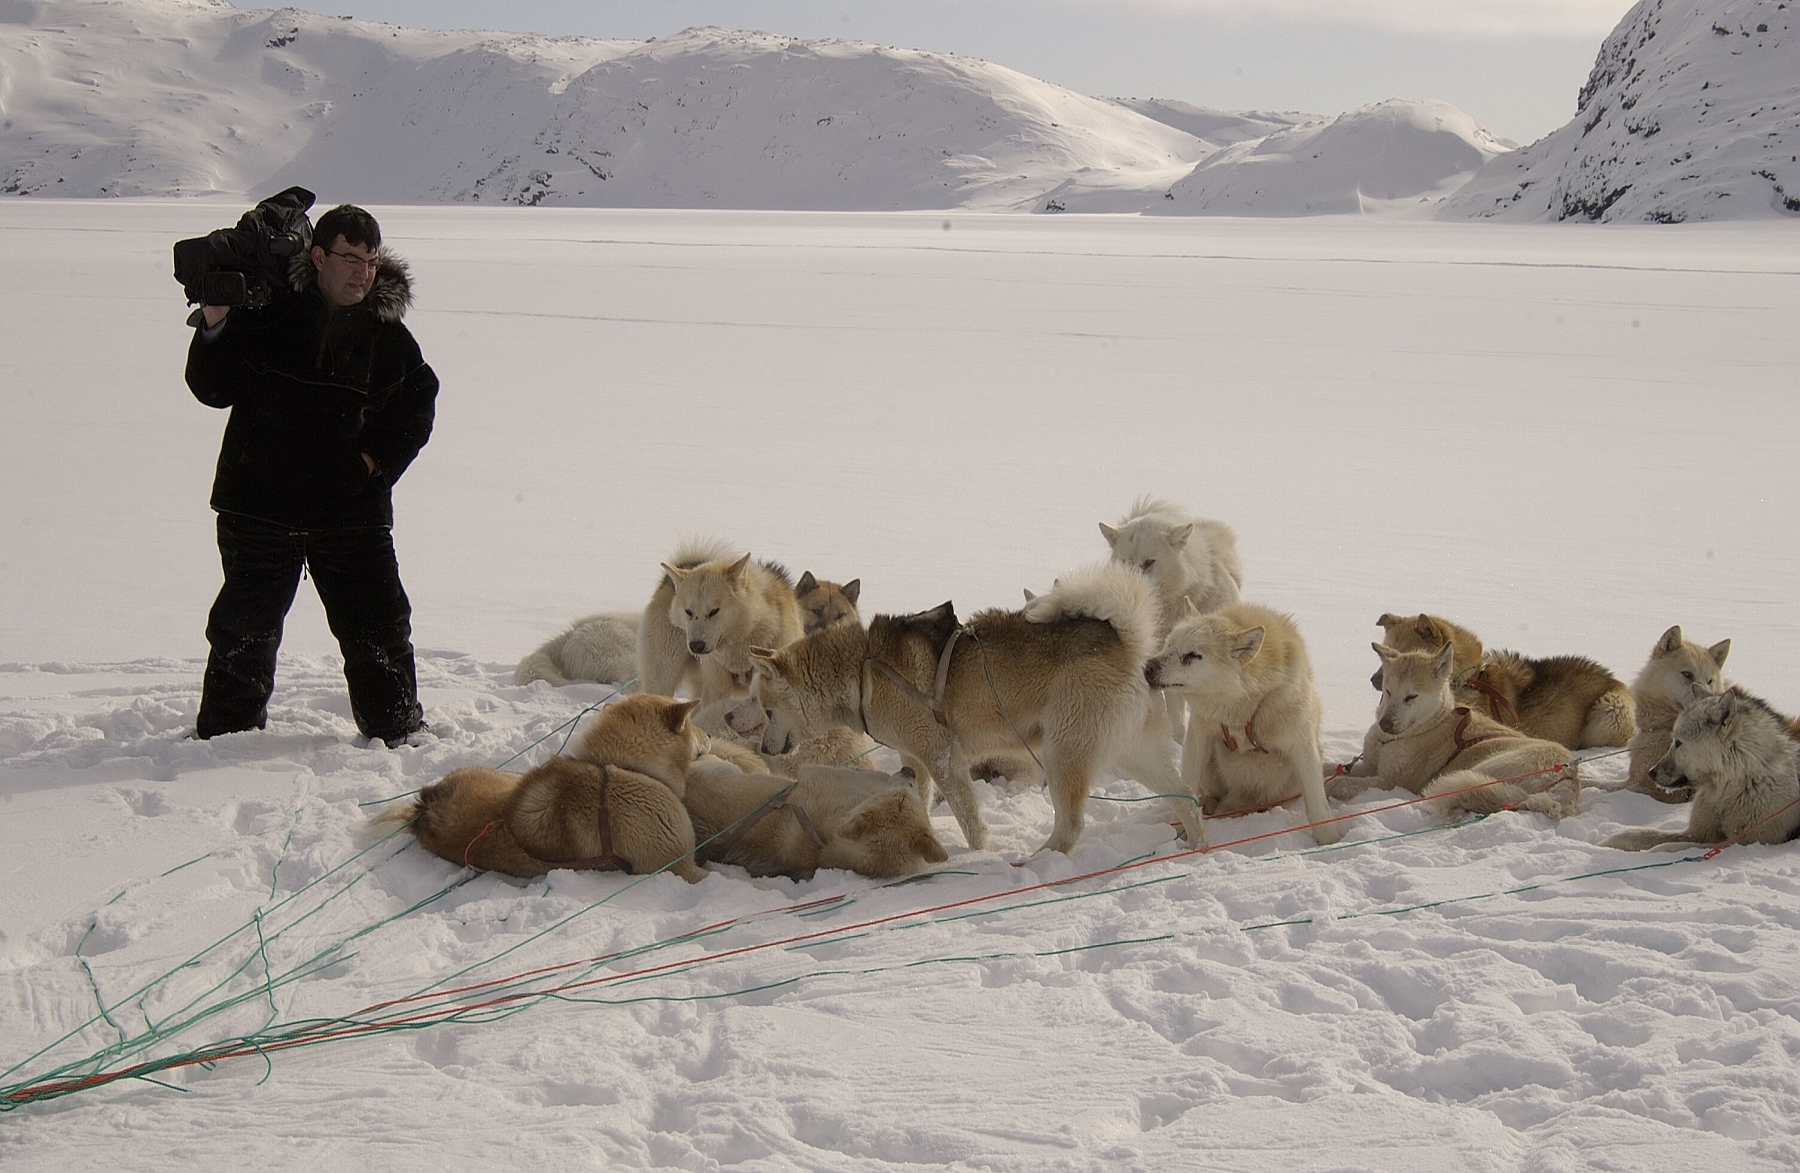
[186,204,438,744]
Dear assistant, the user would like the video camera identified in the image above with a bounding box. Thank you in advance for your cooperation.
[172,186,316,309]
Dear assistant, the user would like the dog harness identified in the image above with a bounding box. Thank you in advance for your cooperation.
[566,763,623,871]
[1463,669,1522,727]
[706,782,825,859]
[862,625,964,729]
[1450,706,1510,757]
[1219,721,1270,754]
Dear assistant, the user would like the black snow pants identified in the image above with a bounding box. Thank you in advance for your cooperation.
[196,512,422,742]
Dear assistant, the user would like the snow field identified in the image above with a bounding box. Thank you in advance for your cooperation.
[0,203,1797,1169]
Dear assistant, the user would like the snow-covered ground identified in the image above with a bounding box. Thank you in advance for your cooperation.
[2,201,1798,1169]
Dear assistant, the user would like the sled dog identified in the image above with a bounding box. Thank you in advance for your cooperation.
[1372,611,1634,750]
[683,757,948,879]
[386,755,706,882]
[1332,644,1579,819]
[1100,496,1244,635]
[1144,600,1340,844]
[1626,625,1730,800]
[731,563,1200,855]
[1605,689,1800,851]
[637,540,805,706]
[1371,613,1484,690]
[516,610,639,687]
[796,571,861,633]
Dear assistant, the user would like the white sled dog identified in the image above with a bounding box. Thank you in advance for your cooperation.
[1100,496,1244,635]
[521,570,857,690]
[1333,644,1580,819]
[1144,600,1341,844]
[637,539,805,706]
[516,611,639,687]
[1626,624,1730,800]
[1605,689,1800,851]
[730,562,1201,855]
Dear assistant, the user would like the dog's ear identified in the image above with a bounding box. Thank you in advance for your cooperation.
[664,698,701,732]
[1166,522,1194,550]
[1433,643,1457,680]
[1183,597,1204,620]
[1712,689,1741,729]
[796,570,818,595]
[840,579,860,606]
[1656,625,1684,655]
[1231,626,1264,662]
[1708,638,1731,668]
[1022,587,1038,604]
[1372,641,1400,662]
[748,646,783,677]
[1416,616,1441,643]
[1376,613,1399,630]
[1098,522,1119,546]
[660,561,688,585]
[725,552,753,582]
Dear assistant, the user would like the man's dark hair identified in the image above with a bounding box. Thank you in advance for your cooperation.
[313,204,381,253]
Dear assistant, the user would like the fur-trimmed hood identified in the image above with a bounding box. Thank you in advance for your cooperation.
[291,247,414,322]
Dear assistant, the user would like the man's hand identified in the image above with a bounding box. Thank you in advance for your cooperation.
[201,305,230,328]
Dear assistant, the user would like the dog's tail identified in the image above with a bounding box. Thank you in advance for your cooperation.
[514,649,571,687]
[364,798,421,837]
[1021,561,1159,667]
[665,535,741,571]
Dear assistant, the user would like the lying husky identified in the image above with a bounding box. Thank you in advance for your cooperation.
[1606,689,1800,851]
[1145,600,1340,844]
[730,563,1199,855]
[1373,610,1634,750]
[683,756,948,879]
[637,540,806,706]
[391,755,708,882]
[516,610,638,687]
[1333,643,1580,819]
[1626,624,1730,800]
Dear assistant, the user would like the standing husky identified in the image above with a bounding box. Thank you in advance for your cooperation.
[1100,496,1244,635]
[1372,610,1634,750]
[637,540,805,706]
[1626,625,1731,800]
[731,563,1199,855]
[1334,644,1580,819]
[1605,689,1800,851]
[1145,601,1341,844]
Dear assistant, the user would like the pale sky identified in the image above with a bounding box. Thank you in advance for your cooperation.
[266,0,1639,144]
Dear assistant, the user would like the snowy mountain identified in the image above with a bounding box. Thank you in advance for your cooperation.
[1443,0,1800,222]
[1150,99,1511,217]
[1101,98,1320,147]
[0,0,1204,210]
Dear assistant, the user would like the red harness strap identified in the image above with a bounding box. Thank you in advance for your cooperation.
[1464,670,1522,728]
[1452,706,1509,757]
[567,764,622,871]
[1219,721,1270,754]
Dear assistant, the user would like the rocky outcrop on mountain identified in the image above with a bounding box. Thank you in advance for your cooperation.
[1443,0,1800,221]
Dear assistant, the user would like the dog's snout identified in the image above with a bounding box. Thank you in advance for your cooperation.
[1144,661,1163,689]
[688,639,709,655]
[1378,717,1396,735]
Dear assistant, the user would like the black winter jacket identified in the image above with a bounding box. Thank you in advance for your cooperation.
[185,251,438,528]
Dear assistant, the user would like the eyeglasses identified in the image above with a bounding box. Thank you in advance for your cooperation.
[324,249,379,272]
